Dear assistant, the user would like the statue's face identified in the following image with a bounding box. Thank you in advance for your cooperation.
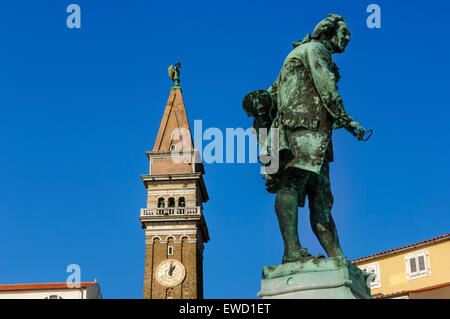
[330,21,351,53]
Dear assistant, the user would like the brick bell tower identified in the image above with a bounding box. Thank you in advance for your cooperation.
[140,63,210,299]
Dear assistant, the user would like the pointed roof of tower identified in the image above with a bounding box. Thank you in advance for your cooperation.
[152,85,194,152]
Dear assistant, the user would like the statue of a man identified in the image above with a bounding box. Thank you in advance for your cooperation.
[243,14,370,264]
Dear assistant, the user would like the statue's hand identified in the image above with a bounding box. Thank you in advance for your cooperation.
[345,121,366,140]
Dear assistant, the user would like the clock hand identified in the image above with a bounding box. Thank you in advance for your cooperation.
[168,262,175,276]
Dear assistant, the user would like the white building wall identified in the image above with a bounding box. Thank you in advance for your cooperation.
[0,283,102,299]
[0,288,86,299]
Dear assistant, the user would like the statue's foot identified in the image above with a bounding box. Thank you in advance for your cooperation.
[282,248,311,264]
[327,252,347,260]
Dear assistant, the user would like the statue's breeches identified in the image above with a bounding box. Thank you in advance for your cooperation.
[277,162,333,209]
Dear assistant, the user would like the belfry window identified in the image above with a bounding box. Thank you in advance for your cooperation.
[178,197,185,207]
[158,198,165,208]
[168,197,175,207]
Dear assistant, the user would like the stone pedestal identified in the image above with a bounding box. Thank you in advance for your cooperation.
[257,256,372,299]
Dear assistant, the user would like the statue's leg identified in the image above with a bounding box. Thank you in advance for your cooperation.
[308,162,345,258]
[275,170,310,263]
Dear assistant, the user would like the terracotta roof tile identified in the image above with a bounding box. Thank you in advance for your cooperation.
[374,282,450,299]
[0,282,97,292]
[408,281,450,293]
[374,291,408,299]
[351,234,450,263]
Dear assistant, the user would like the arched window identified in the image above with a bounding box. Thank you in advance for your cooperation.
[158,198,165,208]
[178,197,185,207]
[168,197,175,207]
[168,246,173,256]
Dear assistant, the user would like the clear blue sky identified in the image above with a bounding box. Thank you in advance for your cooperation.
[0,1,449,298]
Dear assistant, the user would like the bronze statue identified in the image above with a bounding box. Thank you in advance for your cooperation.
[243,14,372,264]
[168,62,181,86]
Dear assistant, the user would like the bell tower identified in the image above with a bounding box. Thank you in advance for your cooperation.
[140,64,210,299]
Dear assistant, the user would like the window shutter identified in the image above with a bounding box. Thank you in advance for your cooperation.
[410,258,417,273]
[418,255,426,271]
[367,266,376,283]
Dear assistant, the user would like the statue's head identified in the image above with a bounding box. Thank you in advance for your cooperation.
[312,14,350,53]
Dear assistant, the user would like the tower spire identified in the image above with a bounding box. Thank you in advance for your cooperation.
[152,66,194,152]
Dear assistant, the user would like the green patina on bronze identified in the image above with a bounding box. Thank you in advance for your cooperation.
[168,62,181,86]
[243,14,372,264]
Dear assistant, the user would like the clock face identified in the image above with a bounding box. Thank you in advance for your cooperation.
[155,259,186,287]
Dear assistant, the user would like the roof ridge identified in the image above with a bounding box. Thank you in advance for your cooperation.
[351,234,450,263]
[0,281,97,286]
[0,282,98,292]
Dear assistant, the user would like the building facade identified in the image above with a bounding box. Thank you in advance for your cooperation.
[140,73,209,299]
[352,234,450,298]
[0,282,102,299]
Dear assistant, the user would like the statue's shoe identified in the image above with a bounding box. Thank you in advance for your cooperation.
[282,248,312,264]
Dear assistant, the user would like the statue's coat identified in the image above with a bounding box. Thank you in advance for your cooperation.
[265,41,353,175]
